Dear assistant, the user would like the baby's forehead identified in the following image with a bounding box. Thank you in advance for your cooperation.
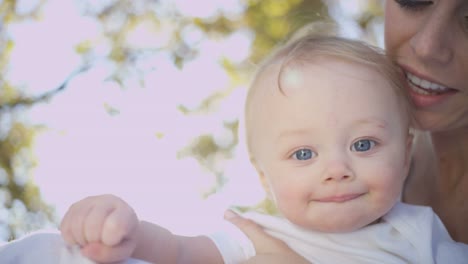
[247,58,407,123]
[251,57,392,98]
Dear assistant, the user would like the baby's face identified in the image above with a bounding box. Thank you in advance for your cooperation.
[249,58,411,232]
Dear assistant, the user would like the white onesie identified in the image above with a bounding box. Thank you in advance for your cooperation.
[209,203,468,264]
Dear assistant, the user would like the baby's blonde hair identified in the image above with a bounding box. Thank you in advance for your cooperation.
[244,24,413,160]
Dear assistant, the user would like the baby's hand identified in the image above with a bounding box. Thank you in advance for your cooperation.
[60,194,139,263]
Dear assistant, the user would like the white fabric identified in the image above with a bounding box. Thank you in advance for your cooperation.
[0,229,150,264]
[208,203,468,264]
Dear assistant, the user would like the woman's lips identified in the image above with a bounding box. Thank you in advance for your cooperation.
[407,81,456,108]
[315,193,363,203]
[406,72,450,94]
[400,66,457,108]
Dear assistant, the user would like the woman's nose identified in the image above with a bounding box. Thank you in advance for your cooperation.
[410,12,454,65]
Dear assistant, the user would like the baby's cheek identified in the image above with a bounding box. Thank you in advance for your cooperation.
[371,166,405,204]
[272,182,309,215]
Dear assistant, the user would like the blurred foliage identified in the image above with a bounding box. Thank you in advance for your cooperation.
[0,0,58,241]
[0,0,384,240]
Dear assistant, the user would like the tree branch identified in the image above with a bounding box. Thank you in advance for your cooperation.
[0,64,91,112]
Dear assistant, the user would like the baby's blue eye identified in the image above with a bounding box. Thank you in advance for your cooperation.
[292,149,315,160]
[351,139,376,152]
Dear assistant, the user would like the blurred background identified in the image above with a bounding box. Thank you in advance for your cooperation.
[0,0,385,241]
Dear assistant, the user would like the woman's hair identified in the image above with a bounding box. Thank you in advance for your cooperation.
[244,23,414,157]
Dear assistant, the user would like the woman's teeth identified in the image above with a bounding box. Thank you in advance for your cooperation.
[406,72,449,95]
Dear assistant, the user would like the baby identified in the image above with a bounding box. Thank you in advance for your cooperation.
[59,32,468,263]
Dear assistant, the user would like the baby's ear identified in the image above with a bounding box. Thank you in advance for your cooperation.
[404,132,414,173]
[407,132,414,153]
[250,157,271,195]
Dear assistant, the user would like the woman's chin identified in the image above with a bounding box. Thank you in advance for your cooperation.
[408,87,465,132]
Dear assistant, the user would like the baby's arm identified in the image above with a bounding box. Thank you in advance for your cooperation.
[60,194,223,264]
[133,220,223,264]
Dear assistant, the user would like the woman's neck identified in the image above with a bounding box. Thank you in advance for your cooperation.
[431,127,468,195]
[429,127,468,243]
[404,127,468,243]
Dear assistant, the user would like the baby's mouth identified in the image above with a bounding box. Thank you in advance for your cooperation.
[315,193,363,203]
[405,72,454,96]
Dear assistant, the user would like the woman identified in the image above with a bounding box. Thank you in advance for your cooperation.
[384,0,468,243]
[227,0,468,262]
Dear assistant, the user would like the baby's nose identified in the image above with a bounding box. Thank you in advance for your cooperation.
[321,159,355,183]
